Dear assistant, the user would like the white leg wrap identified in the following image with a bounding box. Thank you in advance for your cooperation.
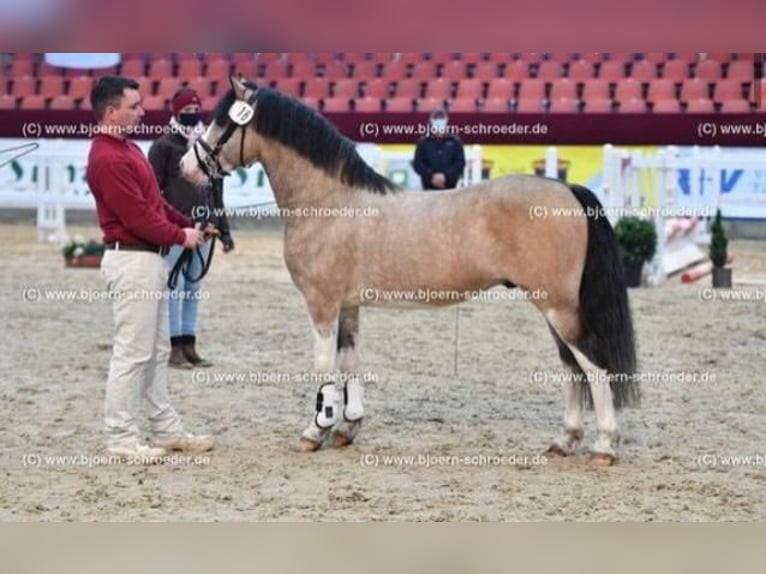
[314,382,340,429]
[343,377,364,422]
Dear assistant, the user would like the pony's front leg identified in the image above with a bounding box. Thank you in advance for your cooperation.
[299,310,340,452]
[332,307,364,448]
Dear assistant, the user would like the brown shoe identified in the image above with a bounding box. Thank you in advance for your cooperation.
[181,335,213,367]
[169,337,193,369]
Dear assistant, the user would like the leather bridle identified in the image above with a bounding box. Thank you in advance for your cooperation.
[192,90,258,179]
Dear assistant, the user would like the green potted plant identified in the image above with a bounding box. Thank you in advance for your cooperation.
[62,236,105,268]
[614,216,658,287]
[709,208,732,288]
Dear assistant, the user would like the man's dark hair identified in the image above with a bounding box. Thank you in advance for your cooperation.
[90,75,140,121]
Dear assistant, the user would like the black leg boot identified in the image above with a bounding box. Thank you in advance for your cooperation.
[181,335,213,367]
[169,336,193,369]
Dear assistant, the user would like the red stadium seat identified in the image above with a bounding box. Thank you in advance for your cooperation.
[262,60,290,80]
[616,97,646,113]
[322,97,350,112]
[303,78,330,99]
[201,96,218,111]
[726,60,753,81]
[567,59,594,82]
[141,96,168,110]
[459,53,487,64]
[394,78,422,98]
[662,59,690,82]
[156,78,183,98]
[537,60,563,81]
[380,61,408,81]
[353,97,382,112]
[706,52,733,64]
[186,77,212,98]
[455,79,483,100]
[11,56,35,77]
[385,97,413,112]
[515,98,544,112]
[680,78,709,101]
[644,52,669,65]
[652,99,682,113]
[501,60,529,82]
[582,98,613,112]
[121,58,146,78]
[599,60,626,82]
[362,78,389,98]
[517,79,545,100]
[631,60,658,82]
[351,61,378,79]
[67,76,92,100]
[323,60,349,80]
[178,58,202,80]
[315,52,340,66]
[581,79,610,101]
[488,53,515,64]
[579,52,605,65]
[20,95,46,110]
[448,98,477,113]
[647,79,676,103]
[549,97,579,113]
[713,79,746,103]
[39,75,64,98]
[135,76,154,96]
[12,76,36,98]
[411,61,437,81]
[549,79,577,100]
[300,97,320,110]
[415,97,445,113]
[290,61,316,80]
[333,79,359,98]
[614,78,642,102]
[49,95,75,110]
[148,59,173,79]
[254,52,282,65]
[695,59,722,81]
[685,98,715,113]
[440,61,467,82]
[720,99,751,112]
[207,58,233,83]
[606,52,635,64]
[481,97,510,112]
[0,94,17,109]
[424,78,452,100]
[486,78,514,100]
[473,61,499,81]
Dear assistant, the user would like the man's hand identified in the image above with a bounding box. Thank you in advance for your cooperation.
[182,228,205,249]
[221,234,235,253]
[202,222,220,238]
[431,173,446,188]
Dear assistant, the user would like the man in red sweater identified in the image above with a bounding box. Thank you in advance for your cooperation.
[87,75,214,460]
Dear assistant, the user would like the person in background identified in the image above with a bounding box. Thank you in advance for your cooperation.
[412,108,466,190]
[148,87,235,369]
[87,76,214,458]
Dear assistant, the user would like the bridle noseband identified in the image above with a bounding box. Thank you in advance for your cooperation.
[193,91,258,179]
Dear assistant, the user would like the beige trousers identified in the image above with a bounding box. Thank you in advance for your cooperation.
[100,250,184,447]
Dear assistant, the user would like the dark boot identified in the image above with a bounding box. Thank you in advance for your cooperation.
[181,335,213,367]
[169,336,193,369]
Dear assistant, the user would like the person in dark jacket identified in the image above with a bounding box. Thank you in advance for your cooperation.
[148,87,234,369]
[412,108,466,190]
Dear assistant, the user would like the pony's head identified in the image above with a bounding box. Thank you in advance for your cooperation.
[180,75,261,184]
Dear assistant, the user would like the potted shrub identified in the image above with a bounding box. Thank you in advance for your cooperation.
[62,236,105,268]
[710,208,732,288]
[614,216,658,287]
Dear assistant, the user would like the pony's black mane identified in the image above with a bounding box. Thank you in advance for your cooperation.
[214,83,398,194]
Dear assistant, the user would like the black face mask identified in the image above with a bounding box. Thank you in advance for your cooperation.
[178,112,201,127]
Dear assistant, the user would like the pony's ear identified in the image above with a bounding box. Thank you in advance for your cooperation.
[230,75,248,100]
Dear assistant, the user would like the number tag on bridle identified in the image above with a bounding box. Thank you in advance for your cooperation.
[229,100,254,125]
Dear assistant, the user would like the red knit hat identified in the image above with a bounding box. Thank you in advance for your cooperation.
[171,88,201,115]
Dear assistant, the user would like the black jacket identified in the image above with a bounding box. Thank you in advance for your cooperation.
[412,135,466,190]
[148,132,232,239]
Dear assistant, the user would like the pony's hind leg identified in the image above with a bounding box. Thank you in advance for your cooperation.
[331,306,364,448]
[299,308,341,452]
[546,322,584,456]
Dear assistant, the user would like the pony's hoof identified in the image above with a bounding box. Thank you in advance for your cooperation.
[332,431,354,448]
[545,443,570,457]
[298,437,322,452]
[588,452,616,467]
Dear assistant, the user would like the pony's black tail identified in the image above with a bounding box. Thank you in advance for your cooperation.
[568,184,639,409]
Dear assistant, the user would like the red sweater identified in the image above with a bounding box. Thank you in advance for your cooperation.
[86,133,191,247]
